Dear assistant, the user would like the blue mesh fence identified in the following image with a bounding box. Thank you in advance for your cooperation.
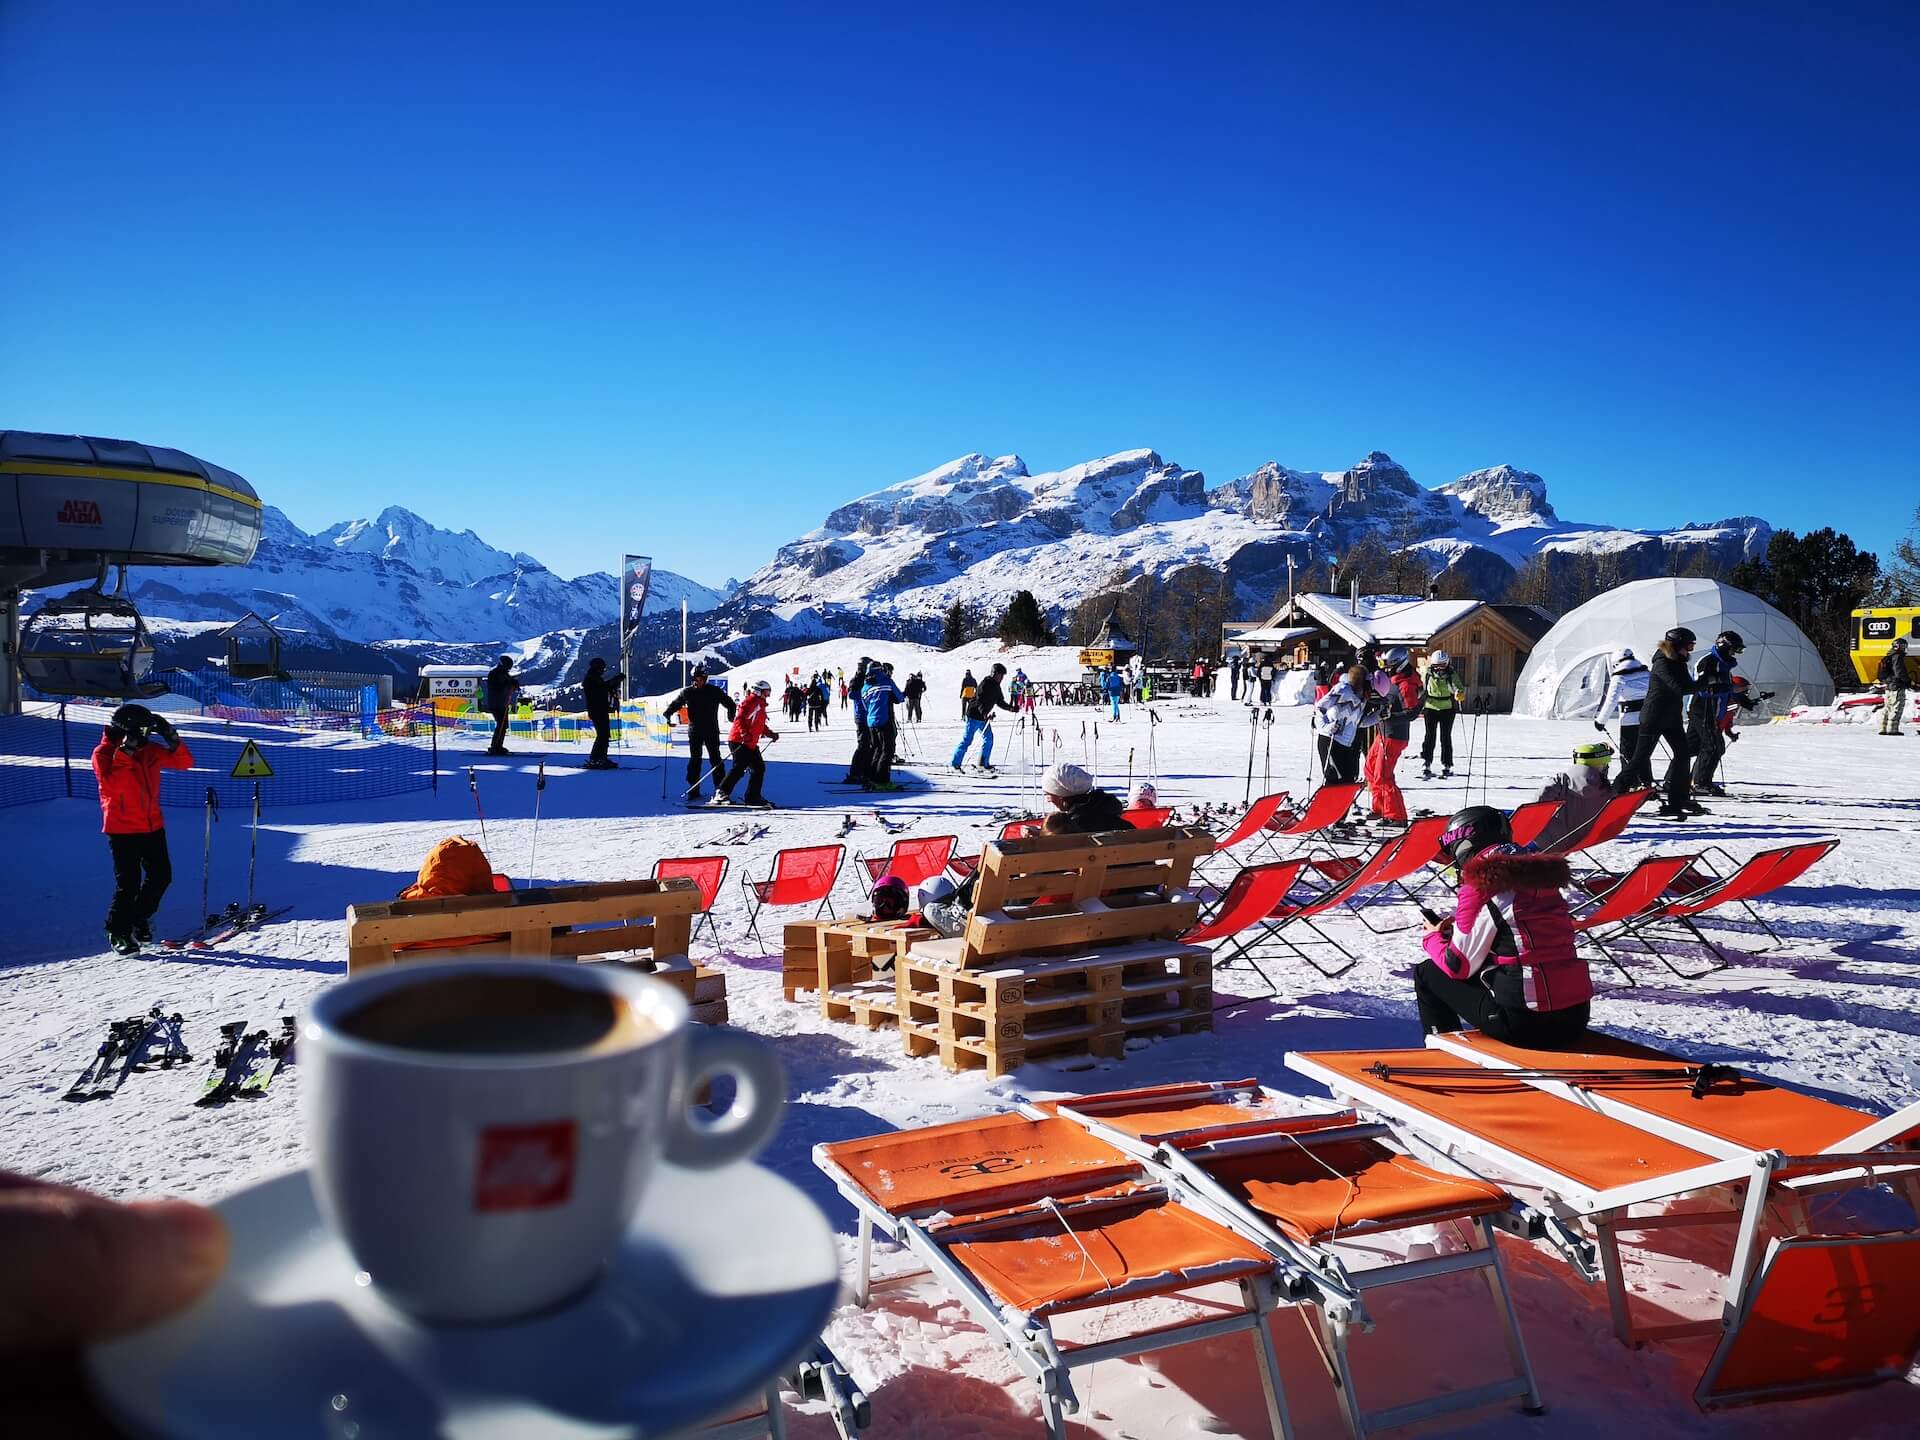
[0,705,440,810]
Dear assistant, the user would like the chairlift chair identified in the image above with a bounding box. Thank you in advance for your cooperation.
[16,590,167,700]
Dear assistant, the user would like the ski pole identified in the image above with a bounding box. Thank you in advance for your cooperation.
[527,759,546,886]
[468,767,489,848]
[247,781,261,913]
[1263,708,1273,792]
[1244,708,1259,804]
[1127,747,1134,795]
[1092,721,1099,787]
[200,786,218,938]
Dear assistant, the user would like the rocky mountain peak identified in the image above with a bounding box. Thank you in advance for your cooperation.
[1441,464,1557,523]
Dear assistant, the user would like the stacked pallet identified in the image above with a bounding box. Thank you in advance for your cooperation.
[899,937,1211,1075]
[802,827,1218,1074]
[640,960,732,1026]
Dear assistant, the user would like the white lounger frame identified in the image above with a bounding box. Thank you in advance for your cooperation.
[1288,1044,1920,1349]
[813,1142,1295,1440]
[1045,1086,1547,1438]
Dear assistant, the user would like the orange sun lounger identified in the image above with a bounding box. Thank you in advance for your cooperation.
[1288,1038,1920,1408]
[1044,1079,1549,1437]
[816,1112,1294,1438]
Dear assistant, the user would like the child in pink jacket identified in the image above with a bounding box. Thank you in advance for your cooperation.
[1418,806,1591,1046]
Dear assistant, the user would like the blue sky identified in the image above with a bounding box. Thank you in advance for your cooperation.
[3,3,1915,586]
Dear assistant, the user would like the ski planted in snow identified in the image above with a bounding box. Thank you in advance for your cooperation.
[835,813,858,839]
[237,1017,298,1098]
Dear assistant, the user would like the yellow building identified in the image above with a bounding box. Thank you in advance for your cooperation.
[1850,607,1920,686]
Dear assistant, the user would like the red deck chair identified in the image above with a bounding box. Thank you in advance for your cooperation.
[1180,859,1310,948]
[857,834,957,896]
[1506,799,1563,849]
[653,854,729,949]
[1258,782,1363,859]
[1567,852,1704,986]
[740,843,844,950]
[1121,805,1173,829]
[1606,840,1839,979]
[1319,813,1453,934]
[1198,792,1291,874]
[1540,788,1654,856]
[948,818,1043,882]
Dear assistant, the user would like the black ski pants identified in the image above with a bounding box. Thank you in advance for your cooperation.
[1626,714,1691,809]
[589,713,611,764]
[488,707,510,753]
[719,742,766,803]
[847,720,873,784]
[1420,709,1455,770]
[107,829,172,937]
[1317,734,1360,784]
[686,731,725,794]
[1414,961,1591,1046]
[906,696,922,723]
[871,721,898,783]
[1689,714,1726,790]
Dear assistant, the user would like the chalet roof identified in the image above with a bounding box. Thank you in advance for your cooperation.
[1285,593,1485,648]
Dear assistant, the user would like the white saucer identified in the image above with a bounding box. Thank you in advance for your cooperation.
[87,1161,842,1439]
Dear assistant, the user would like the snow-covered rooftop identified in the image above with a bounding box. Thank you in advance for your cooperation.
[1292,593,1484,647]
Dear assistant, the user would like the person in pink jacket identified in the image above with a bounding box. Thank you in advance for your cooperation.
[1417,806,1591,1046]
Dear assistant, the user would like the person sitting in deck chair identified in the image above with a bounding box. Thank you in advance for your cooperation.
[1528,740,1614,851]
[1416,806,1592,1047]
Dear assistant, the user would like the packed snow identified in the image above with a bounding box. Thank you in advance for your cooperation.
[3,638,1917,1437]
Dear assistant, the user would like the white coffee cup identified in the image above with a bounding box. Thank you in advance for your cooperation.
[301,960,784,1323]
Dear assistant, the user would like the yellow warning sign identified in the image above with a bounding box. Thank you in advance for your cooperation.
[230,740,274,780]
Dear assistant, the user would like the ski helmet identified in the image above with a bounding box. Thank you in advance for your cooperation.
[1664,626,1697,649]
[1428,649,1451,667]
[870,874,909,921]
[1439,805,1511,866]
[1383,646,1411,672]
[1893,637,1909,651]
[1715,630,1745,654]
[693,663,708,678]
[1573,741,1614,767]
[753,680,772,694]
[106,703,154,748]
[916,874,957,910]
[1131,782,1158,809]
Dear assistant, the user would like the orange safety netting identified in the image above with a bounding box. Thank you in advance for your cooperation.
[1205,1137,1508,1245]
[1302,1049,1716,1197]
[1699,1234,1920,1405]
[822,1113,1137,1217]
[943,1191,1273,1316]
[1447,1032,1881,1158]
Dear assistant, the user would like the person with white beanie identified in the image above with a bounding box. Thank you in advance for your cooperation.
[1596,647,1649,775]
[1040,761,1130,835]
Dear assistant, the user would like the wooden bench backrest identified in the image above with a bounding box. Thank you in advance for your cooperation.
[347,876,701,974]
[960,826,1214,963]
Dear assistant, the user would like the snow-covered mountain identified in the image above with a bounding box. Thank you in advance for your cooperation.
[47,505,725,652]
[736,448,1770,625]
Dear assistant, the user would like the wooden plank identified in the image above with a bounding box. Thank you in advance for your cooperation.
[652,912,692,958]
[963,898,1200,958]
[347,943,391,978]
[347,885,699,947]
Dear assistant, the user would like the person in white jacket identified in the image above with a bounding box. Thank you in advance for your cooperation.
[1312,665,1378,783]
[1595,648,1649,777]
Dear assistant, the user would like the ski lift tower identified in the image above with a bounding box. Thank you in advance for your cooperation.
[1,431,264,715]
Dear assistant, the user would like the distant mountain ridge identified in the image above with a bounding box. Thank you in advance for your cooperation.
[734,447,1770,626]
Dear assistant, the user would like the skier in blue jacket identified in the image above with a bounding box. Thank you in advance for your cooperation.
[862,663,907,790]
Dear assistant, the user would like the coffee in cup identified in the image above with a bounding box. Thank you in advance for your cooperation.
[302,960,784,1323]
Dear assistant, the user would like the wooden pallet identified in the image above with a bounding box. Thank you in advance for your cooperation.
[954,827,1213,966]
[821,976,905,1030]
[346,877,699,976]
[786,917,935,1004]
[898,939,1213,1076]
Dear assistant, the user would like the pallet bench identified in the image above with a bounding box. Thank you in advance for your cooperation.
[953,826,1213,965]
[345,877,700,977]
[781,918,936,1004]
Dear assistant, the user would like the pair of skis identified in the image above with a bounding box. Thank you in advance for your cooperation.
[712,821,771,847]
[62,1005,192,1102]
[162,902,292,952]
[195,1017,297,1106]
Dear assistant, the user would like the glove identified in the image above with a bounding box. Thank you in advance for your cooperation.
[1727,731,1740,743]
[1593,720,1607,732]
[150,716,178,744]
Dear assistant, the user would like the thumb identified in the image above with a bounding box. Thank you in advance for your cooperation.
[0,1182,228,1349]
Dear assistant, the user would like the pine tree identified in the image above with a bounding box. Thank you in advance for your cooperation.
[1875,508,1920,604]
[997,590,1053,647]
[941,600,974,651]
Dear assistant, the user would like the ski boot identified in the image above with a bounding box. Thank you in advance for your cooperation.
[1441,768,1454,779]
[1420,766,1432,780]
[107,929,140,957]
[132,919,153,944]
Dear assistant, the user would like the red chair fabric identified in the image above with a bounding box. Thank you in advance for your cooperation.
[950,819,1042,879]
[1181,860,1308,945]
[1212,793,1291,852]
[1573,854,1701,933]
[740,843,844,948]
[1507,800,1562,848]
[860,835,958,889]
[1661,840,1836,918]
[655,854,729,910]
[1267,783,1362,840]
[1121,806,1173,829]
[1543,788,1653,854]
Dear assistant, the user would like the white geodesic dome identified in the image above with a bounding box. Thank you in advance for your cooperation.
[1513,578,1835,719]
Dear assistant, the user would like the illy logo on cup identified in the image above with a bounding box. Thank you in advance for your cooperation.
[473,1121,577,1212]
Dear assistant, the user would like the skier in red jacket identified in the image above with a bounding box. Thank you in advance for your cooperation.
[92,704,195,954]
